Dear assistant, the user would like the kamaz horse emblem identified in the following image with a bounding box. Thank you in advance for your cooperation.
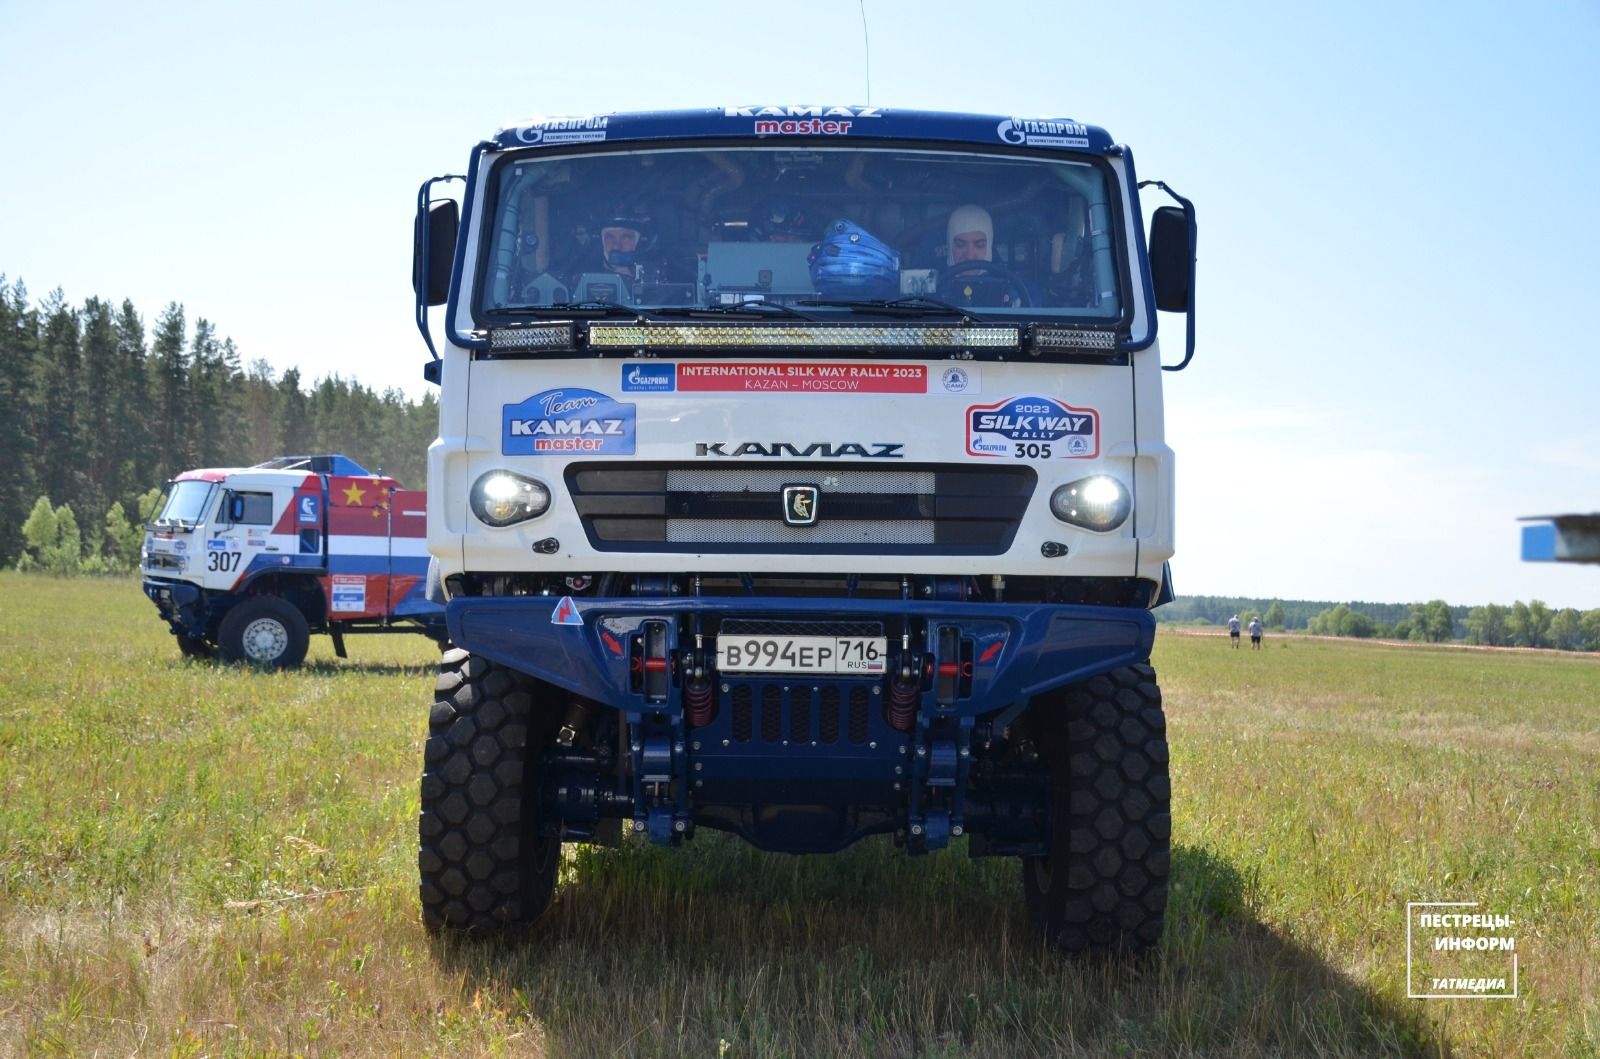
[782,484,820,527]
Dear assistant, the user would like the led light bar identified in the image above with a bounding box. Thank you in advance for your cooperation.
[587,323,1020,351]
[487,324,576,351]
[1029,327,1119,354]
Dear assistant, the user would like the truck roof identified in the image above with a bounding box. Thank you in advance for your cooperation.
[493,107,1113,154]
[172,454,399,488]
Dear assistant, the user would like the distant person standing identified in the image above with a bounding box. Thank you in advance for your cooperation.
[1228,614,1241,648]
[1249,617,1263,650]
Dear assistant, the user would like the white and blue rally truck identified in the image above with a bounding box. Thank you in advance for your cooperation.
[412,107,1196,953]
[141,455,444,667]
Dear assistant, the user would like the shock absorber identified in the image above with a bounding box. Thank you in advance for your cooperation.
[886,611,918,732]
[886,674,919,732]
[684,585,716,727]
[684,674,715,727]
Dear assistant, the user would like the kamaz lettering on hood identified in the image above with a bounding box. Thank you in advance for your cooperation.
[696,441,906,459]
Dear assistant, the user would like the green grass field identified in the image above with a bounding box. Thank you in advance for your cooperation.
[1,573,1596,1057]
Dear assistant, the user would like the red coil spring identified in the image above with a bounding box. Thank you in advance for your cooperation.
[886,676,919,732]
[684,678,715,727]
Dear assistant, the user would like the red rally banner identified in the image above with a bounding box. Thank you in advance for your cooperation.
[677,362,927,393]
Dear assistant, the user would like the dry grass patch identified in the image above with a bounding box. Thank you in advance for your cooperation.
[0,575,1595,1056]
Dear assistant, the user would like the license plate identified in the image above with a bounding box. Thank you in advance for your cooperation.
[717,635,887,675]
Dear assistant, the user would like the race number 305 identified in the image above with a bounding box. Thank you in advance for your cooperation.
[717,635,887,675]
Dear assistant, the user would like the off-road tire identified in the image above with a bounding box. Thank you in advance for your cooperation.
[217,597,310,669]
[1023,663,1170,955]
[419,649,560,934]
[175,633,214,659]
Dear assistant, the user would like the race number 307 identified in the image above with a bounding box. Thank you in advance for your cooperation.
[207,551,241,572]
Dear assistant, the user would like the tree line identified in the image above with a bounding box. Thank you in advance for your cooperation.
[0,276,437,570]
[1168,595,1600,653]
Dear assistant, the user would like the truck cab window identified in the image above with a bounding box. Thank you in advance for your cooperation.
[230,491,275,525]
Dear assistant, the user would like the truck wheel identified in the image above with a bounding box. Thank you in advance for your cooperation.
[1023,663,1170,955]
[175,633,214,659]
[419,649,560,935]
[217,597,310,669]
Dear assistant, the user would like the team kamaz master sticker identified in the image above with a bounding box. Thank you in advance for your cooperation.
[966,395,1099,459]
[503,388,636,456]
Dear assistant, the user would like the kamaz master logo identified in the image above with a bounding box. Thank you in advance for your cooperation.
[504,388,636,456]
[696,441,905,459]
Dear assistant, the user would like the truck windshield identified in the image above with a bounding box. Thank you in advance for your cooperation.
[479,146,1123,323]
[151,480,216,529]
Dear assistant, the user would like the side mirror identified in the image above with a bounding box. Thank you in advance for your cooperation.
[226,493,245,523]
[1148,206,1192,312]
[413,198,459,307]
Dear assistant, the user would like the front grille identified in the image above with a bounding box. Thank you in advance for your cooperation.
[568,462,1034,555]
[722,680,877,746]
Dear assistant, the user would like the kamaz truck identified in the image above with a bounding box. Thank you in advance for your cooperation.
[141,455,444,667]
[412,107,1196,953]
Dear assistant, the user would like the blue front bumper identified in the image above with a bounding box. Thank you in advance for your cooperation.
[449,594,1154,853]
[142,577,207,637]
[450,594,1153,717]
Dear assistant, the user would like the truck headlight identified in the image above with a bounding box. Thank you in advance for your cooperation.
[1049,475,1130,532]
[470,470,551,527]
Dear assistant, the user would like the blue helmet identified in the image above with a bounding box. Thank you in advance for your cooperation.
[808,219,900,297]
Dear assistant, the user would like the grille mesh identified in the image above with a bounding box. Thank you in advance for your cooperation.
[819,687,841,743]
[732,686,753,742]
[848,687,871,743]
[570,462,1033,554]
[666,519,935,545]
[761,686,783,742]
[790,688,812,743]
[666,469,937,494]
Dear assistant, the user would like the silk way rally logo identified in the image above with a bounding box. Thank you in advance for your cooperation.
[504,388,636,456]
[966,395,1099,459]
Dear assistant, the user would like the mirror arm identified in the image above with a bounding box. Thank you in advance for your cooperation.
[415,174,465,369]
[1139,180,1197,372]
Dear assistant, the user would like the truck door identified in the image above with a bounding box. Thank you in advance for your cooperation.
[208,487,276,588]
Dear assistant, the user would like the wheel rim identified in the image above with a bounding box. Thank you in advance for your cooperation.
[240,617,289,662]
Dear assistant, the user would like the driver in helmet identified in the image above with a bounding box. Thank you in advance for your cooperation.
[942,203,1027,307]
[599,207,654,278]
[947,204,993,266]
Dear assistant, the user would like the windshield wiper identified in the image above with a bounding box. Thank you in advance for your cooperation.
[496,302,656,318]
[797,296,989,321]
[650,302,821,321]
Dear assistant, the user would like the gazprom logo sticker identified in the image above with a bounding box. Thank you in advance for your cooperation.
[966,395,1099,459]
[996,117,1090,149]
[504,388,636,456]
[622,363,676,392]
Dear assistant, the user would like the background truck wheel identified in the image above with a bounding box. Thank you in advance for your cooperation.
[1023,663,1170,955]
[217,597,310,669]
[175,633,214,659]
[419,648,560,935]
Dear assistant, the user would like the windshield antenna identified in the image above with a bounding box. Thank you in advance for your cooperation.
[858,0,872,106]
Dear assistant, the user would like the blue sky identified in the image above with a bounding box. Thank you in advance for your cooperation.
[3,0,1597,608]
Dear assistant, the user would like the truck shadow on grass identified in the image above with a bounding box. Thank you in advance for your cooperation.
[435,840,1447,1058]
